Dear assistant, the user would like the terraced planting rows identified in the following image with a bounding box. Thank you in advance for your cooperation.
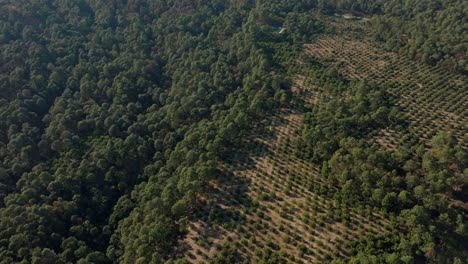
[304,21,468,149]
[177,78,391,263]
[175,17,466,263]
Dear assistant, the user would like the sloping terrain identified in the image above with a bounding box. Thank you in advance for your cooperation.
[305,21,467,150]
[178,80,390,263]
[176,17,468,263]
[1,1,466,263]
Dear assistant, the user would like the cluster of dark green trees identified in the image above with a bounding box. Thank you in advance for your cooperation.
[319,0,468,74]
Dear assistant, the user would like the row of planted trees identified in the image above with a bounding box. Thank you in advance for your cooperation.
[298,76,467,262]
[317,0,468,74]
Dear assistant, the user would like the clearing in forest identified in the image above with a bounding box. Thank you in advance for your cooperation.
[176,17,467,263]
[177,75,391,263]
[304,20,467,150]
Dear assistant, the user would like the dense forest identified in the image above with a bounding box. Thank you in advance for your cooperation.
[0,0,292,262]
[0,0,466,263]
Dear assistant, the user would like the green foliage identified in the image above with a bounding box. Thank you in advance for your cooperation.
[0,0,289,262]
[300,81,399,162]
[0,0,465,263]
[299,70,467,262]
[325,0,468,74]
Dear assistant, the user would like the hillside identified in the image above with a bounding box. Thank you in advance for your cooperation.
[0,1,466,264]
[175,16,467,263]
